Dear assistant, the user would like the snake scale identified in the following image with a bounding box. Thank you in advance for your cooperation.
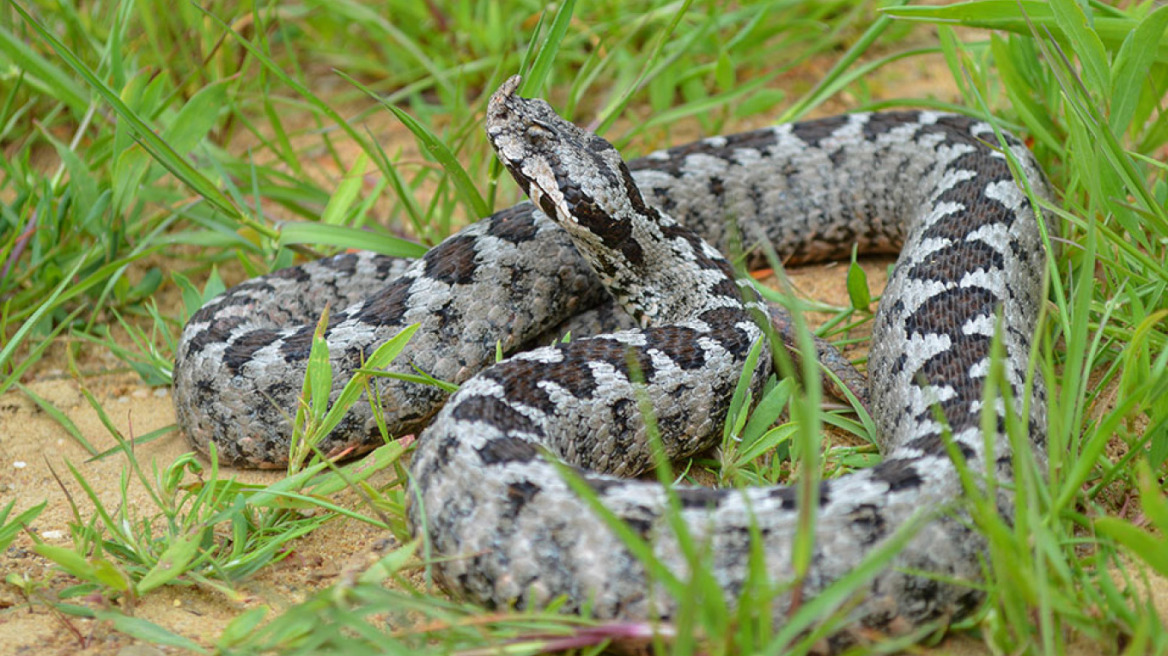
[174,76,1048,646]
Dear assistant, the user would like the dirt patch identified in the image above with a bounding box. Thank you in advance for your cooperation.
[0,360,400,654]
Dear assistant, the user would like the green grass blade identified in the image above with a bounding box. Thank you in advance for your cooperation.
[383,103,489,220]
[0,500,46,553]
[1109,5,1168,135]
[15,382,97,455]
[92,610,209,653]
[0,23,89,111]
[10,4,250,229]
[519,0,577,96]
[0,255,86,395]
[277,223,428,259]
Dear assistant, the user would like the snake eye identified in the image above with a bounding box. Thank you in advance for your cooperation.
[526,119,556,141]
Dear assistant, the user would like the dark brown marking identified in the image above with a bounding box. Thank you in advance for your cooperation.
[476,435,540,465]
[676,487,728,509]
[503,480,542,518]
[644,325,707,370]
[790,114,851,147]
[553,168,646,268]
[424,234,480,285]
[767,482,832,510]
[486,204,541,243]
[353,275,414,326]
[871,458,924,491]
[905,240,1004,282]
[848,503,889,546]
[278,325,316,362]
[270,264,313,282]
[222,329,282,374]
[453,395,544,438]
[861,111,922,140]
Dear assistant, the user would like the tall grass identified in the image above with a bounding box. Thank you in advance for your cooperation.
[2,0,1166,654]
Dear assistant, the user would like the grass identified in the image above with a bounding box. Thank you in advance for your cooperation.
[2,0,1167,654]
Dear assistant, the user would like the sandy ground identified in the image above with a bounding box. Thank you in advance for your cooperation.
[2,46,1164,655]
[0,347,398,654]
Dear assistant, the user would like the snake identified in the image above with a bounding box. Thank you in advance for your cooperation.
[173,76,1049,647]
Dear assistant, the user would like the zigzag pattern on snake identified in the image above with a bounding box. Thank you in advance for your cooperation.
[173,76,1048,644]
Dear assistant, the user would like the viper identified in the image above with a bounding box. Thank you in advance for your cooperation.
[174,76,1048,647]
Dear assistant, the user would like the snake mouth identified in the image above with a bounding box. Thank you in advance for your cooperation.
[484,75,572,223]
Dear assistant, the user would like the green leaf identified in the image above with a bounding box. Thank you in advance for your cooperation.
[162,79,228,160]
[315,323,421,439]
[218,607,269,648]
[174,271,208,315]
[358,538,421,584]
[845,260,871,310]
[305,442,408,497]
[733,88,786,120]
[641,73,775,130]
[715,50,735,91]
[93,610,209,653]
[1048,0,1110,97]
[10,4,249,227]
[1136,462,1168,535]
[276,222,428,259]
[321,152,370,226]
[738,377,794,452]
[35,544,99,583]
[990,34,1063,154]
[307,307,333,427]
[112,143,152,218]
[521,0,578,96]
[1110,4,1168,135]
[0,23,89,112]
[883,2,1168,62]
[0,299,82,400]
[0,500,46,553]
[737,423,798,464]
[16,383,96,455]
[53,603,98,618]
[385,104,489,220]
[42,129,98,210]
[137,531,203,594]
[89,557,131,592]
[1095,517,1168,577]
[301,0,448,93]
[723,336,766,443]
[124,267,163,303]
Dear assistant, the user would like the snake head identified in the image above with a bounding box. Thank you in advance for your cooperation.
[486,75,656,261]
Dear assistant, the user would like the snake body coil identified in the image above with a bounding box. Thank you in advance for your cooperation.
[174,77,1048,643]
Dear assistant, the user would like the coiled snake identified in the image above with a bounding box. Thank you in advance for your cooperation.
[174,76,1048,645]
